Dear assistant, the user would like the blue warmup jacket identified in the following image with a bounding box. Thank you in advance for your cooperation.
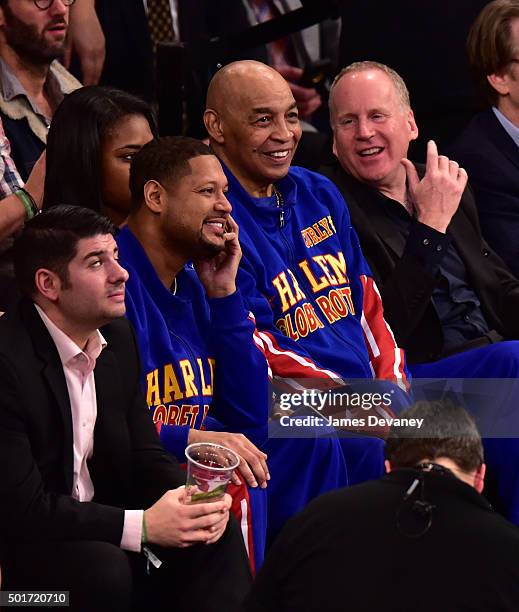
[116,226,269,567]
[224,164,412,503]
[116,227,269,452]
[225,164,407,385]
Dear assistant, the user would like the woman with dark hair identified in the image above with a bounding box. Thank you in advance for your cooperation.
[43,86,157,225]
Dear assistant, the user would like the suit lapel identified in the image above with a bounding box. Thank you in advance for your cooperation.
[93,348,120,441]
[339,170,408,258]
[363,205,407,258]
[89,346,125,490]
[20,300,74,491]
[447,204,476,266]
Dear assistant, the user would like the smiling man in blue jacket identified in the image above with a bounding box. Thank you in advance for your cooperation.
[205,60,407,387]
[204,61,409,490]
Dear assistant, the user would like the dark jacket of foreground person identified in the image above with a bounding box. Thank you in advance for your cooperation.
[244,469,519,612]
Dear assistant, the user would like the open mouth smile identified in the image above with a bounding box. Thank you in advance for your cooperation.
[358,147,384,157]
[262,150,291,161]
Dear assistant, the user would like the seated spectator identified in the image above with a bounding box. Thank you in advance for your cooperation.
[205,60,407,390]
[45,94,269,563]
[0,0,81,180]
[449,0,519,277]
[122,136,270,568]
[204,60,411,512]
[43,86,157,225]
[244,401,519,612]
[322,60,519,522]
[0,206,251,612]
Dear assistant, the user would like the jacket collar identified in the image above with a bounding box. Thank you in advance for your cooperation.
[384,468,492,512]
[478,108,519,173]
[222,161,298,226]
[116,225,194,314]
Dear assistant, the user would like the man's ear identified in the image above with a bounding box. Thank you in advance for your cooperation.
[407,109,419,142]
[332,132,338,158]
[384,459,392,473]
[143,180,165,214]
[204,109,225,144]
[474,463,486,494]
[487,71,511,96]
[34,268,61,302]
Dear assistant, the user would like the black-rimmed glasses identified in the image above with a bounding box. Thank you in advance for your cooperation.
[33,0,76,9]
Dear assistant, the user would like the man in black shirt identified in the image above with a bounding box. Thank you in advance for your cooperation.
[322,61,519,368]
[320,61,519,525]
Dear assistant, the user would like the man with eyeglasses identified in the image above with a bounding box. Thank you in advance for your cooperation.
[449,0,519,278]
[0,0,80,180]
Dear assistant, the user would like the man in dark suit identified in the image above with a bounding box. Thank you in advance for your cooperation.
[322,60,519,370]
[0,206,251,611]
[321,61,519,524]
[448,0,519,277]
[244,401,519,612]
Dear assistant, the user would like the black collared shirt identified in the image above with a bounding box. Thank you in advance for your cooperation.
[375,190,490,353]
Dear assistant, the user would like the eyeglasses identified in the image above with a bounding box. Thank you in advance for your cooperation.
[33,0,76,9]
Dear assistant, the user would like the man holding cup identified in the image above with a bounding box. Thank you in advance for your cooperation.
[0,206,251,611]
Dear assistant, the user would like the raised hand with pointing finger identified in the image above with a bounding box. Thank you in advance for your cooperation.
[401,140,468,233]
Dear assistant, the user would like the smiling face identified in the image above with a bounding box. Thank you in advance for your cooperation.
[159,154,232,259]
[0,0,70,64]
[100,113,154,225]
[51,233,129,338]
[207,64,302,197]
[331,68,418,193]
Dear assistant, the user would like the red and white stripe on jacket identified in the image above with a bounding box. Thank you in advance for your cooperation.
[248,314,346,392]
[360,275,407,388]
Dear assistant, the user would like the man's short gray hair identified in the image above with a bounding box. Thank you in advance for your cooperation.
[330,61,411,115]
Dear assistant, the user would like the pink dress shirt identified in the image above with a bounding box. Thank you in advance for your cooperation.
[35,305,143,552]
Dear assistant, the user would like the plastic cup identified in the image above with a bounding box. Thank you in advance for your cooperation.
[184,442,240,504]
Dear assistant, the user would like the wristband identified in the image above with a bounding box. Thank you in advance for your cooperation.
[15,188,39,220]
[141,512,148,544]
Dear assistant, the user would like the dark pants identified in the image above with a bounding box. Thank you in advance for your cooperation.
[3,518,251,612]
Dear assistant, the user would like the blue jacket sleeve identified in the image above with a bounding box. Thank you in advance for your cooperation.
[206,289,270,433]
